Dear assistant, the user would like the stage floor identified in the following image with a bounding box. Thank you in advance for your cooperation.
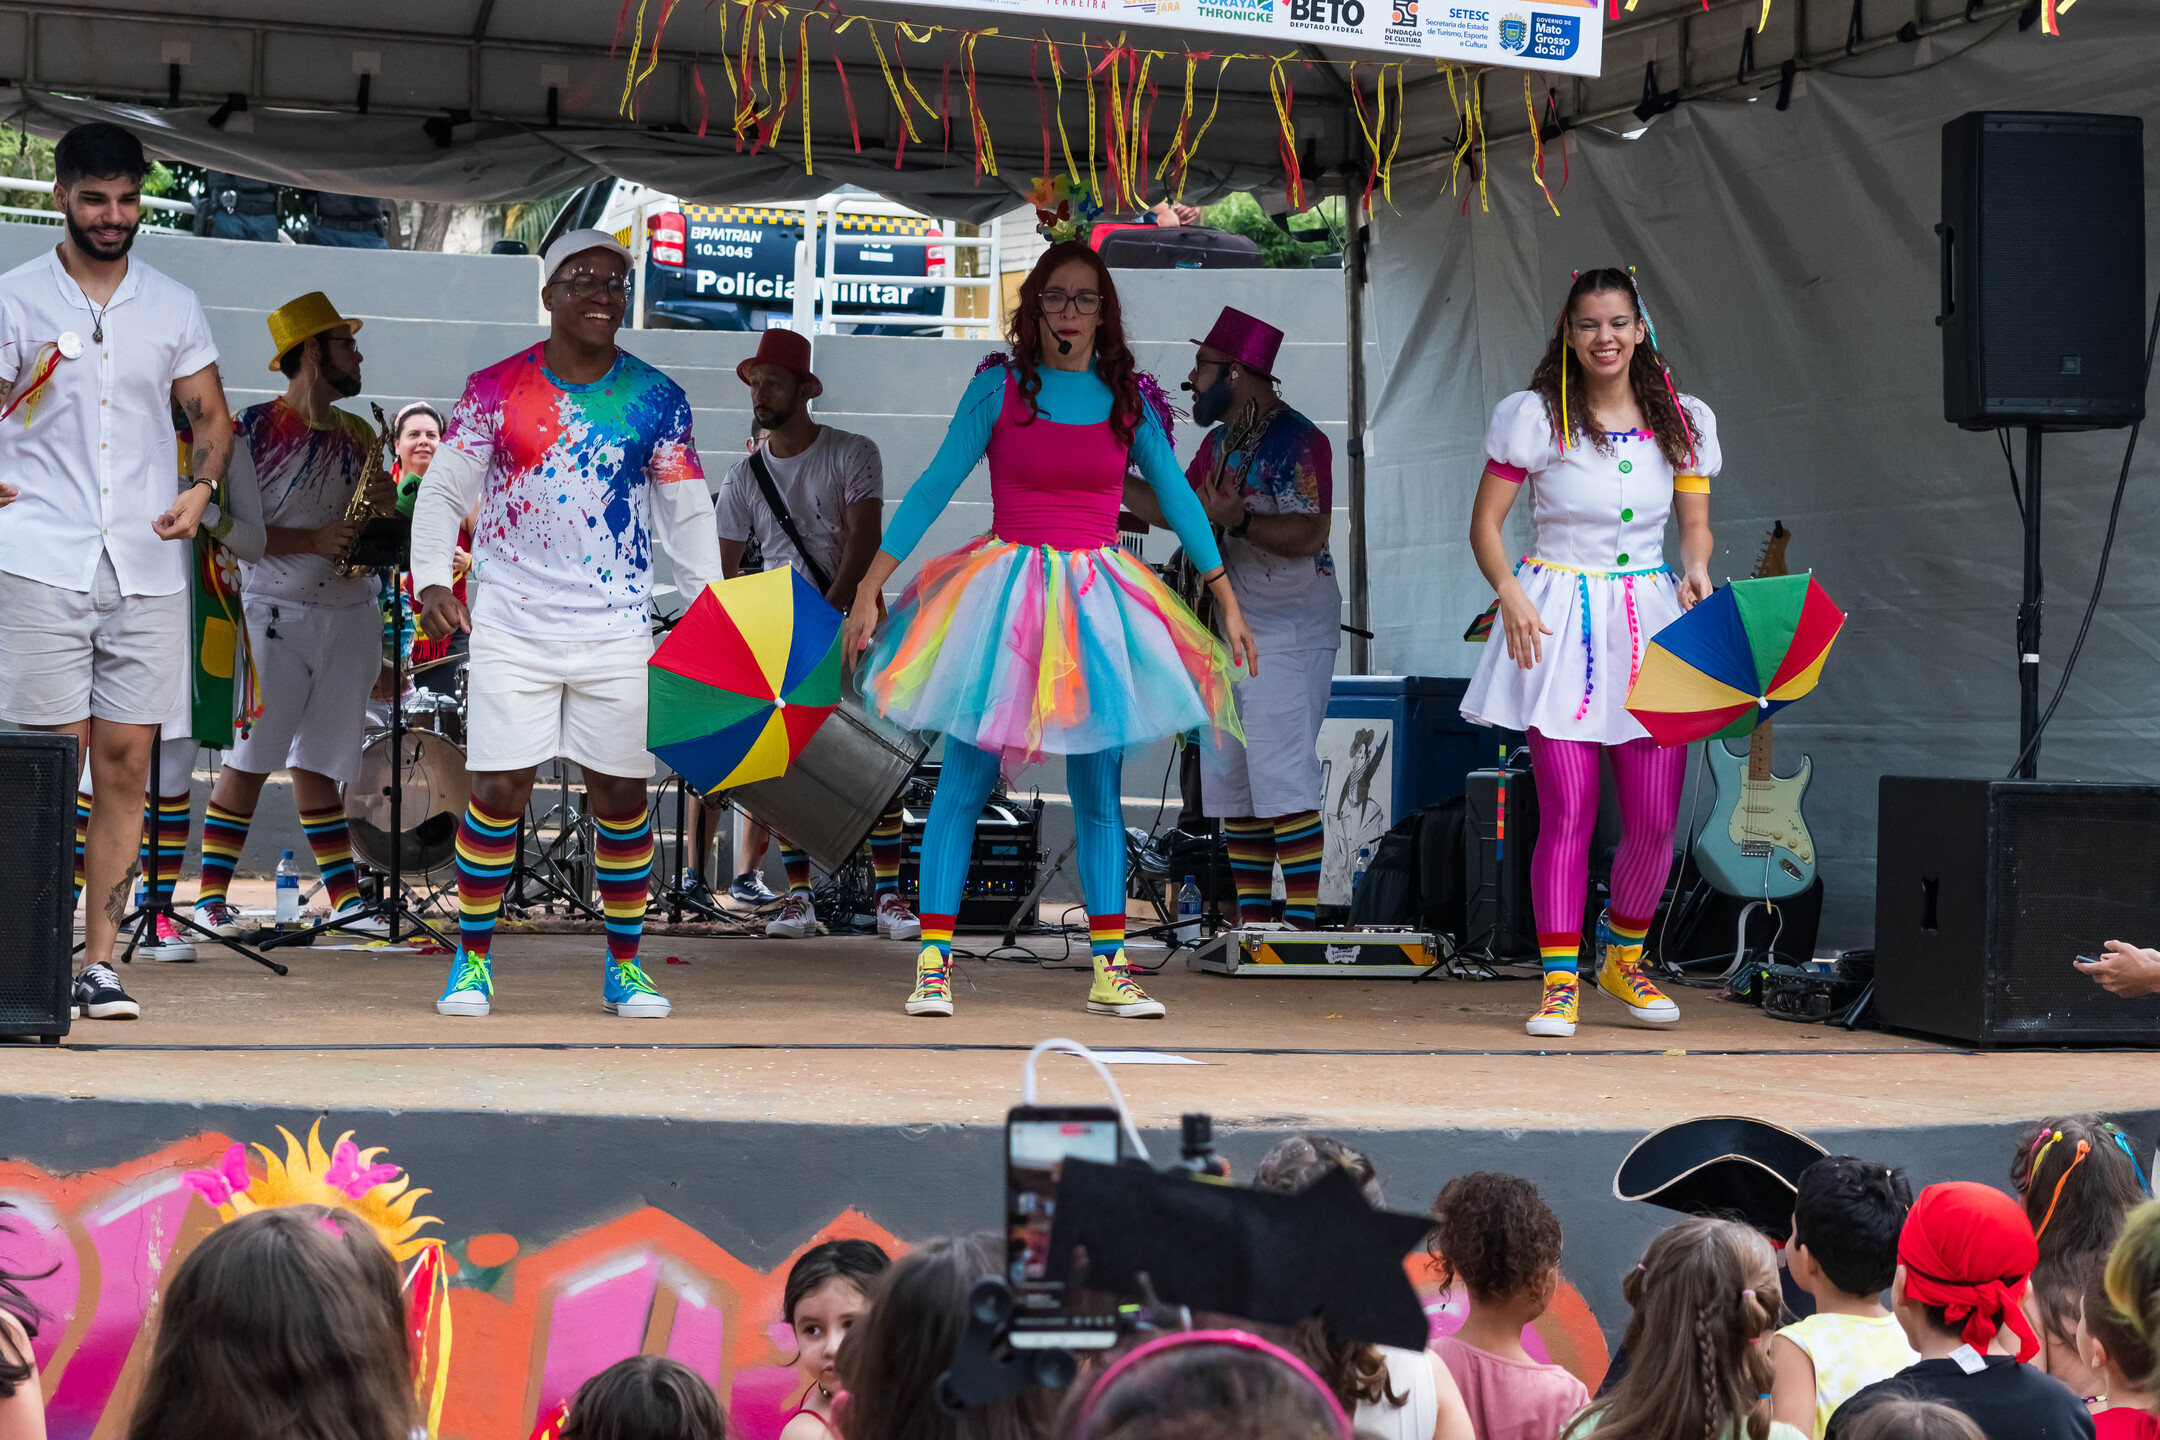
[26,920,2159,1133]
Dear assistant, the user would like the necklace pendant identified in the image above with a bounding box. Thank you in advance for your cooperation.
[91,322,102,345]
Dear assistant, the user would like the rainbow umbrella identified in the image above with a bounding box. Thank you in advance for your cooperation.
[647,567,844,793]
[1625,573,1845,747]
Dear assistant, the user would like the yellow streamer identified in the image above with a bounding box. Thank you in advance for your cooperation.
[1266,54,1300,211]
[894,23,941,137]
[619,0,651,115]
[800,12,814,173]
[1174,55,1235,202]
[862,22,922,145]
[1048,39,1083,189]
[1385,62,1405,205]
[1524,74,1558,216]
[1083,35,1101,206]
[1156,52,1198,188]
[1443,63,1472,198]
[1472,67,1489,213]
[962,31,1000,175]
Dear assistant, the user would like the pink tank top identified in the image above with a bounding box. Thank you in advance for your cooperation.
[983,370,1130,550]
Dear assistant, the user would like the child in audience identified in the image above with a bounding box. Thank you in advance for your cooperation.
[838,1234,1059,1440]
[1054,1329,1353,1440]
[122,1207,418,1440]
[0,1206,42,1440]
[1836,1400,1986,1440]
[1427,1171,1591,1440]
[2013,1118,2150,1402]
[2081,1259,2158,1439]
[1565,1216,1807,1440]
[1826,1182,2093,1440]
[781,1239,891,1440]
[1772,1157,1920,1438]
[1250,1136,1475,1440]
[561,1355,727,1440]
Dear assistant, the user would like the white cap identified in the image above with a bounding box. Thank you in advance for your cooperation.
[541,227,633,282]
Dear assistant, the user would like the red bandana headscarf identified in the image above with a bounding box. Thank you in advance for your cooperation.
[1898,1181,2041,1362]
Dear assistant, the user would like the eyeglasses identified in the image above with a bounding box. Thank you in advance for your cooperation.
[1040,289,1103,315]
[551,271,631,300]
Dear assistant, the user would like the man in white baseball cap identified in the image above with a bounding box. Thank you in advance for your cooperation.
[410,226,724,1021]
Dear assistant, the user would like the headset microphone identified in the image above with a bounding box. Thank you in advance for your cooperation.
[1056,337,1073,355]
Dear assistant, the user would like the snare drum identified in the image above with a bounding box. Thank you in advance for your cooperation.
[727,681,928,873]
[350,728,471,879]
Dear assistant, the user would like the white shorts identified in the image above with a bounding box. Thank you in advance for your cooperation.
[1200,645,1336,819]
[225,597,381,784]
[0,552,187,726]
[466,626,655,778]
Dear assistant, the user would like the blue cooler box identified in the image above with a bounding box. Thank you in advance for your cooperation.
[1317,676,1493,905]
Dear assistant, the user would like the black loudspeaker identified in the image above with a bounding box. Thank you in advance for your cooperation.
[896,797,1044,932]
[1874,776,2160,1045]
[1939,112,2147,431]
[0,733,78,1042]
[1463,763,1539,960]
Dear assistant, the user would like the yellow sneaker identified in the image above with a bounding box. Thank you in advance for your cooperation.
[1594,926,1679,1024]
[1087,951,1165,1018]
[1525,972,1579,1038]
[905,948,954,1017]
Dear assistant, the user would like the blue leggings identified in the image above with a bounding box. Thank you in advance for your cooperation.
[917,744,1128,959]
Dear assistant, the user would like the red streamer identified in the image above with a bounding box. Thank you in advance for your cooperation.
[1032,42,1053,179]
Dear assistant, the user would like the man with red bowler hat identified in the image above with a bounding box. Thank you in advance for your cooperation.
[1125,306,1339,930]
[711,327,917,944]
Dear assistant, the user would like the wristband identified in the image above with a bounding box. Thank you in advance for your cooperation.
[1227,509,1253,540]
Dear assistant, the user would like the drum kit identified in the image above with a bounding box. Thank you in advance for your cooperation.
[351,652,469,884]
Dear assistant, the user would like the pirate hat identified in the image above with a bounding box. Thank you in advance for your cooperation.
[1613,1115,1827,1237]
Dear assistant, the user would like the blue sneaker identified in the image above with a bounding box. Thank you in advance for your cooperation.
[436,949,494,1016]
[603,959,671,1019]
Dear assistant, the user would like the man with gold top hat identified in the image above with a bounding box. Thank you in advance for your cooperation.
[189,291,395,942]
[1124,306,1341,931]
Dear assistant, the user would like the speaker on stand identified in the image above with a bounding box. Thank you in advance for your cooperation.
[0,733,80,1042]
[1938,111,2147,776]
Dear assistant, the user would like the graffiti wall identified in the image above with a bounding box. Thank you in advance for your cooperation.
[1,1117,1607,1440]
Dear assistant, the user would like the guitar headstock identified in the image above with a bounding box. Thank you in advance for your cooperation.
[1752,521,1791,580]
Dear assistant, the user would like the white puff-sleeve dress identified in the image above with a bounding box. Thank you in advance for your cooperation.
[1459,389,1721,745]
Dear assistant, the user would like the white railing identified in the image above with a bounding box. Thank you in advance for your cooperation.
[0,175,195,216]
[810,195,1000,341]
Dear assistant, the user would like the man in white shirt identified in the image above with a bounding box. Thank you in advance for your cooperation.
[413,230,725,1021]
[0,123,234,1019]
[188,292,395,942]
[710,329,918,943]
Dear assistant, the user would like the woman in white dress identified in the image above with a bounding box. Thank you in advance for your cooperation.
[1461,269,1718,1040]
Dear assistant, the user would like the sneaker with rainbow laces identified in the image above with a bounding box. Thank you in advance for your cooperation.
[1085,952,1165,1019]
[1525,972,1578,1038]
[905,948,954,1017]
[1592,913,1679,1024]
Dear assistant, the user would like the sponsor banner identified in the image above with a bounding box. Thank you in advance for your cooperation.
[901,0,1600,73]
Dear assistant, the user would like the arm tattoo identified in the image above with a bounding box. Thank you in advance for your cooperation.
[102,863,140,925]
[184,395,205,423]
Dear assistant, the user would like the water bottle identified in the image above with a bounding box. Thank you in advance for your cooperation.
[1352,845,1372,897]
[275,850,300,923]
[1176,875,1202,945]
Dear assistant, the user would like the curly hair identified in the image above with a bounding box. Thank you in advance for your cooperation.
[1527,268,1698,472]
[1249,1135,1401,1412]
[1428,1172,1564,1303]
[0,1203,49,1400]
[1004,241,1149,449]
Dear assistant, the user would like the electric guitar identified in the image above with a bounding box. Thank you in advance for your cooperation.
[1692,522,1819,900]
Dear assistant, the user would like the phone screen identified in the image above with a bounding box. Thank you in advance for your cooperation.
[1006,1109,1121,1345]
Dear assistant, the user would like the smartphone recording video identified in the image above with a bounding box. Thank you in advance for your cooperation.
[1005,1105,1121,1348]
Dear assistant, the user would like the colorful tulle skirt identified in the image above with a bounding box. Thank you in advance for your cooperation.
[863,537,1243,764]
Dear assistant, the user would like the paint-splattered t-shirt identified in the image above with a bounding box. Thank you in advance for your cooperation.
[442,344,704,640]
[235,397,380,609]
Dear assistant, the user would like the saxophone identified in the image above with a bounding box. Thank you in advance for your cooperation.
[331,402,395,579]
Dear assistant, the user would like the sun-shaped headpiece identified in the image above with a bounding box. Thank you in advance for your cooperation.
[183,1118,442,1261]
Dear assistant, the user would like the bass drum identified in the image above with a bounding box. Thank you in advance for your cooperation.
[349,729,471,880]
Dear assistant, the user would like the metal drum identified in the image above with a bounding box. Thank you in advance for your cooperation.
[727,681,928,873]
[402,689,461,737]
[349,729,471,879]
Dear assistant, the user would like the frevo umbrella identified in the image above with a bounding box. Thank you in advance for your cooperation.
[1624,573,1845,748]
[647,567,844,793]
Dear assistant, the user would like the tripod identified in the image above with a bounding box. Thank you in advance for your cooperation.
[259,562,451,952]
[105,737,288,975]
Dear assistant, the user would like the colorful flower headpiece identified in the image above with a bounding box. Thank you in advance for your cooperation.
[1028,174,1101,244]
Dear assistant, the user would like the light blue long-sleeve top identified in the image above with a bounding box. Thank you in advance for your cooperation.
[877,360,1224,574]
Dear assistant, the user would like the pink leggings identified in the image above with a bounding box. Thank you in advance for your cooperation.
[1526,730,1686,962]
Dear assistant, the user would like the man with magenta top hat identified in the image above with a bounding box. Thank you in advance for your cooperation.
[1125,306,1340,931]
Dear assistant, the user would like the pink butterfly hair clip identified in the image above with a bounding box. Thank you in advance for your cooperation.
[324,1138,401,1200]
[183,1143,253,1207]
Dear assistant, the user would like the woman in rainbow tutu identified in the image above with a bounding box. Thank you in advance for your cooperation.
[840,240,1257,1019]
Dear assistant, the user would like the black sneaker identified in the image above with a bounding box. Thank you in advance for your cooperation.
[729,870,779,905]
[73,963,140,1020]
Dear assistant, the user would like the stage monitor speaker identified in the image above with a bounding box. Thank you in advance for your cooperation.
[1463,765,1538,960]
[1874,776,2160,1045]
[0,732,79,1042]
[1939,111,2146,431]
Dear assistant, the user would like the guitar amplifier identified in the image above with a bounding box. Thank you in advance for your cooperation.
[1875,777,2160,1045]
[896,797,1044,932]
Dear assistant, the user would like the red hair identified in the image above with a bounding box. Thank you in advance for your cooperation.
[1004,241,1148,449]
